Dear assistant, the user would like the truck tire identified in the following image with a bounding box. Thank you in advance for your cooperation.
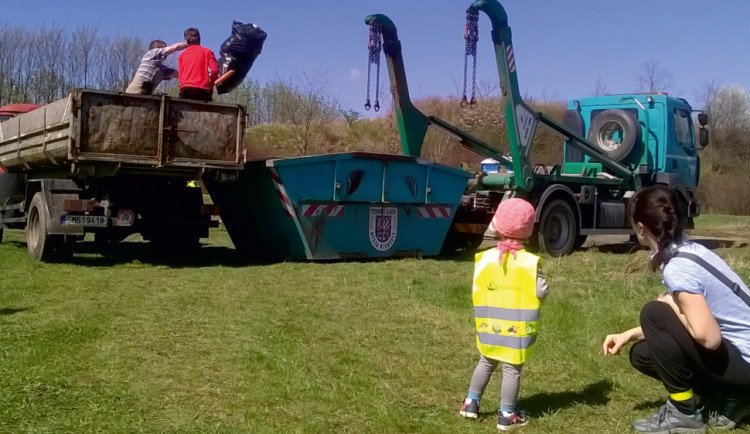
[537,199,577,256]
[26,192,56,262]
[588,109,640,162]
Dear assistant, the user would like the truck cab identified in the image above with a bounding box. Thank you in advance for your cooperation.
[563,93,706,218]
[0,103,42,122]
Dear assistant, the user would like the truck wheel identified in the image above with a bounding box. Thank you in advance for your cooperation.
[537,199,577,256]
[26,192,56,262]
[588,109,640,162]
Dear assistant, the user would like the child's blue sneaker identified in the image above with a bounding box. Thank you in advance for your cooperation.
[459,398,479,419]
[497,409,528,430]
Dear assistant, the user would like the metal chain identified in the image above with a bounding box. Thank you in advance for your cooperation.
[365,22,382,111]
[462,9,479,109]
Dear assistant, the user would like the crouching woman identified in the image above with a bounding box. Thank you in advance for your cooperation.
[602,185,750,432]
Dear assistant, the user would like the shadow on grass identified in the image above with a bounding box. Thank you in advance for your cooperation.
[694,238,738,249]
[472,380,614,420]
[633,398,668,412]
[436,249,478,263]
[4,239,251,268]
[587,241,644,255]
[522,379,614,416]
[67,241,250,268]
[0,307,30,315]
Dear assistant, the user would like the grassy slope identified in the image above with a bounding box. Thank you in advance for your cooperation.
[0,215,749,433]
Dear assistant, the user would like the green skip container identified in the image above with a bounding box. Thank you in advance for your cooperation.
[204,152,471,261]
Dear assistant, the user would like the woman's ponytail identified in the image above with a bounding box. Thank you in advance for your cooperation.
[628,186,684,267]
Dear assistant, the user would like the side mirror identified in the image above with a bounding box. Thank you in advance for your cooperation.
[697,113,709,126]
[699,128,709,148]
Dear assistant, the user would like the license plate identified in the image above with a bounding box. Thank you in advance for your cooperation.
[61,215,109,227]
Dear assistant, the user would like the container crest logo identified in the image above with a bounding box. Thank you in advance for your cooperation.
[369,207,397,251]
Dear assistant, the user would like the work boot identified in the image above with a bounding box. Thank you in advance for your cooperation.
[632,400,705,433]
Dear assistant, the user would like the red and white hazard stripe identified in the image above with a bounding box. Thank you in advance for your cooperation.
[268,168,295,217]
[302,204,344,217]
[417,205,451,218]
[453,223,487,234]
[506,45,515,73]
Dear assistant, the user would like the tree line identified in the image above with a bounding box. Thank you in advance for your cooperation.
[2,25,749,213]
[0,24,340,130]
[0,25,143,104]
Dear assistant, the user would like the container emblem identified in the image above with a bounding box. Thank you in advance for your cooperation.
[369,207,397,251]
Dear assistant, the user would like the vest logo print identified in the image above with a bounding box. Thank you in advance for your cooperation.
[369,207,397,251]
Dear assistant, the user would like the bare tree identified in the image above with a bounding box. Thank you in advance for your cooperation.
[707,85,750,157]
[70,26,99,89]
[592,76,609,96]
[635,60,673,93]
[696,80,719,115]
[100,35,145,91]
[32,26,68,103]
[272,73,340,155]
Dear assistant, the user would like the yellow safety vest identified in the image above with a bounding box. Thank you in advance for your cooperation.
[473,248,541,365]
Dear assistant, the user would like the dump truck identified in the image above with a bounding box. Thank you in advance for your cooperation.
[365,0,708,256]
[0,89,246,261]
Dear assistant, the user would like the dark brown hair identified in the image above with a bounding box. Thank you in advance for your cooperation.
[149,40,166,50]
[628,185,684,266]
[184,28,200,45]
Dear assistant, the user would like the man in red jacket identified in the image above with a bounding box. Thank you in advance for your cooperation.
[178,28,219,102]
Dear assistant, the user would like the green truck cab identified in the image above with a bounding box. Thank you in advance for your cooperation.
[564,93,704,194]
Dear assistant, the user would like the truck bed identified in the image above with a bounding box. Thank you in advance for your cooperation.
[0,89,246,175]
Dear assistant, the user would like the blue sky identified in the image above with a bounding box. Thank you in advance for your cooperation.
[6,1,750,116]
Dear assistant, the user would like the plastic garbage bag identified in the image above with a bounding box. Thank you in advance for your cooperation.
[216,21,267,94]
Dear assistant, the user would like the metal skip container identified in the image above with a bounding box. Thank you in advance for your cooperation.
[205,152,471,261]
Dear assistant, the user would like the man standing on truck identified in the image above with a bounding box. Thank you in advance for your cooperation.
[178,28,219,102]
[125,40,188,95]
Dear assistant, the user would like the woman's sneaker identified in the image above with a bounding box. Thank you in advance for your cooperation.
[708,396,750,430]
[497,409,528,430]
[459,398,479,419]
[632,400,705,433]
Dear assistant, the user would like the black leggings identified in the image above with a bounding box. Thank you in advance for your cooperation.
[630,301,750,398]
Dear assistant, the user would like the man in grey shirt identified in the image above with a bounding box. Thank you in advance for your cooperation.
[126,40,187,95]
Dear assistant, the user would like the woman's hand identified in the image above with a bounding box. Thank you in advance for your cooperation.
[602,327,643,355]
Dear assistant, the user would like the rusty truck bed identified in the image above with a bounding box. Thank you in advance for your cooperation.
[0,89,246,175]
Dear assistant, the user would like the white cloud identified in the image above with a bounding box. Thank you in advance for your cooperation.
[349,68,362,81]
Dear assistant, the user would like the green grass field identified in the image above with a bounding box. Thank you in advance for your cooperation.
[1,215,749,433]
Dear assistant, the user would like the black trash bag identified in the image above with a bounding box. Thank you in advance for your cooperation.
[216,21,267,94]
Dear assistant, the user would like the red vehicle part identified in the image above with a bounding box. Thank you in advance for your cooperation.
[0,104,42,173]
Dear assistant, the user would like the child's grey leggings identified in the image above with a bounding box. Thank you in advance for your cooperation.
[468,354,523,411]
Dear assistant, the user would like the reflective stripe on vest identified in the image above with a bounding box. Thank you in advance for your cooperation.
[473,248,540,365]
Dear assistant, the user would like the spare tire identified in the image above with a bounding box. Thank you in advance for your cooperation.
[587,109,640,162]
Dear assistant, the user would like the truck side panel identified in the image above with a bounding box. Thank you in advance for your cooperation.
[80,93,160,159]
[0,97,71,170]
[0,89,245,173]
[167,99,243,165]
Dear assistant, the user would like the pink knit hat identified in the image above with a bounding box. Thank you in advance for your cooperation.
[489,198,535,239]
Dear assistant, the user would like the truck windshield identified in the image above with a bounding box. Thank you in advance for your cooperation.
[674,109,693,149]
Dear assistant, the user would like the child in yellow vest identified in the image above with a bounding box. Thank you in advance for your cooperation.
[459,198,549,430]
